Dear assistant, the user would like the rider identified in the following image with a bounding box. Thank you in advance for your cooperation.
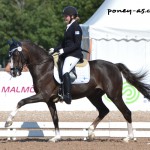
[49,6,83,104]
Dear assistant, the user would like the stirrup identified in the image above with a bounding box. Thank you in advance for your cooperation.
[58,87,63,99]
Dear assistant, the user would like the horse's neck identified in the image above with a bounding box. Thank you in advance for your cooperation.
[28,56,54,79]
[24,42,54,79]
[29,51,49,64]
[24,42,49,64]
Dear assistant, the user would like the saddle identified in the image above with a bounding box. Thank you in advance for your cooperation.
[53,53,90,84]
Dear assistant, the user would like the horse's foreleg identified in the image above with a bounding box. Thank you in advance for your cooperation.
[5,107,18,127]
[5,93,45,128]
[47,100,61,142]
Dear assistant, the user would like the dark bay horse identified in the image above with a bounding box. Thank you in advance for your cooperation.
[5,39,150,142]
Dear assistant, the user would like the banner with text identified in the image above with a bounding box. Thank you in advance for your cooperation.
[0,72,150,111]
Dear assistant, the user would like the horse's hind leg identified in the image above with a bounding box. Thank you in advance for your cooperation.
[109,95,135,142]
[87,90,109,140]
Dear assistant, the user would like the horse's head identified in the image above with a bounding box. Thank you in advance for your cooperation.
[8,39,26,77]
[8,39,53,77]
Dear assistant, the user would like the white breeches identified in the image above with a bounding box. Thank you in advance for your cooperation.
[62,56,79,75]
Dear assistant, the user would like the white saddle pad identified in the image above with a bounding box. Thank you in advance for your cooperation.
[54,62,90,84]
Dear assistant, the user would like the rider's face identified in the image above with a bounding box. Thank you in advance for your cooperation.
[63,15,71,24]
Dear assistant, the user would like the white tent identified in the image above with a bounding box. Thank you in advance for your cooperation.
[81,0,150,74]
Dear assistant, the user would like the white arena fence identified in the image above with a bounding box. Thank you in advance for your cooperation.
[0,122,150,139]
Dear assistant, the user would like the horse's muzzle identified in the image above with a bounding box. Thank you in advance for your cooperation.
[10,67,22,77]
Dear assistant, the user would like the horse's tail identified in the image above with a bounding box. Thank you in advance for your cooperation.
[116,63,150,101]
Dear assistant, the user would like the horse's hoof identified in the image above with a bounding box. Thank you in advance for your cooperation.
[123,137,137,143]
[5,121,13,128]
[48,136,61,143]
[88,132,95,141]
[88,126,95,141]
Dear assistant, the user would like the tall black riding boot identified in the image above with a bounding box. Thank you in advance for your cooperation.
[63,73,72,104]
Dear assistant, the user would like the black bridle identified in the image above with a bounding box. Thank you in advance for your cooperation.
[8,39,27,76]
[8,39,52,76]
[10,49,27,76]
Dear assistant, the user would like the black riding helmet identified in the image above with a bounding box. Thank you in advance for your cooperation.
[63,6,78,17]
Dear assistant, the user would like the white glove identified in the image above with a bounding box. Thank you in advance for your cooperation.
[58,48,64,55]
[49,48,54,55]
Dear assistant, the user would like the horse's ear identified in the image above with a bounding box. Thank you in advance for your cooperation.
[12,38,18,46]
[12,38,21,46]
[18,41,22,46]
[12,38,16,43]
[7,40,12,46]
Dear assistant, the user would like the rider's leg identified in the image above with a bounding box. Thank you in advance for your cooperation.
[62,56,79,104]
[63,72,72,104]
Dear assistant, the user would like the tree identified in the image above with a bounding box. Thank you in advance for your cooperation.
[0,0,103,67]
